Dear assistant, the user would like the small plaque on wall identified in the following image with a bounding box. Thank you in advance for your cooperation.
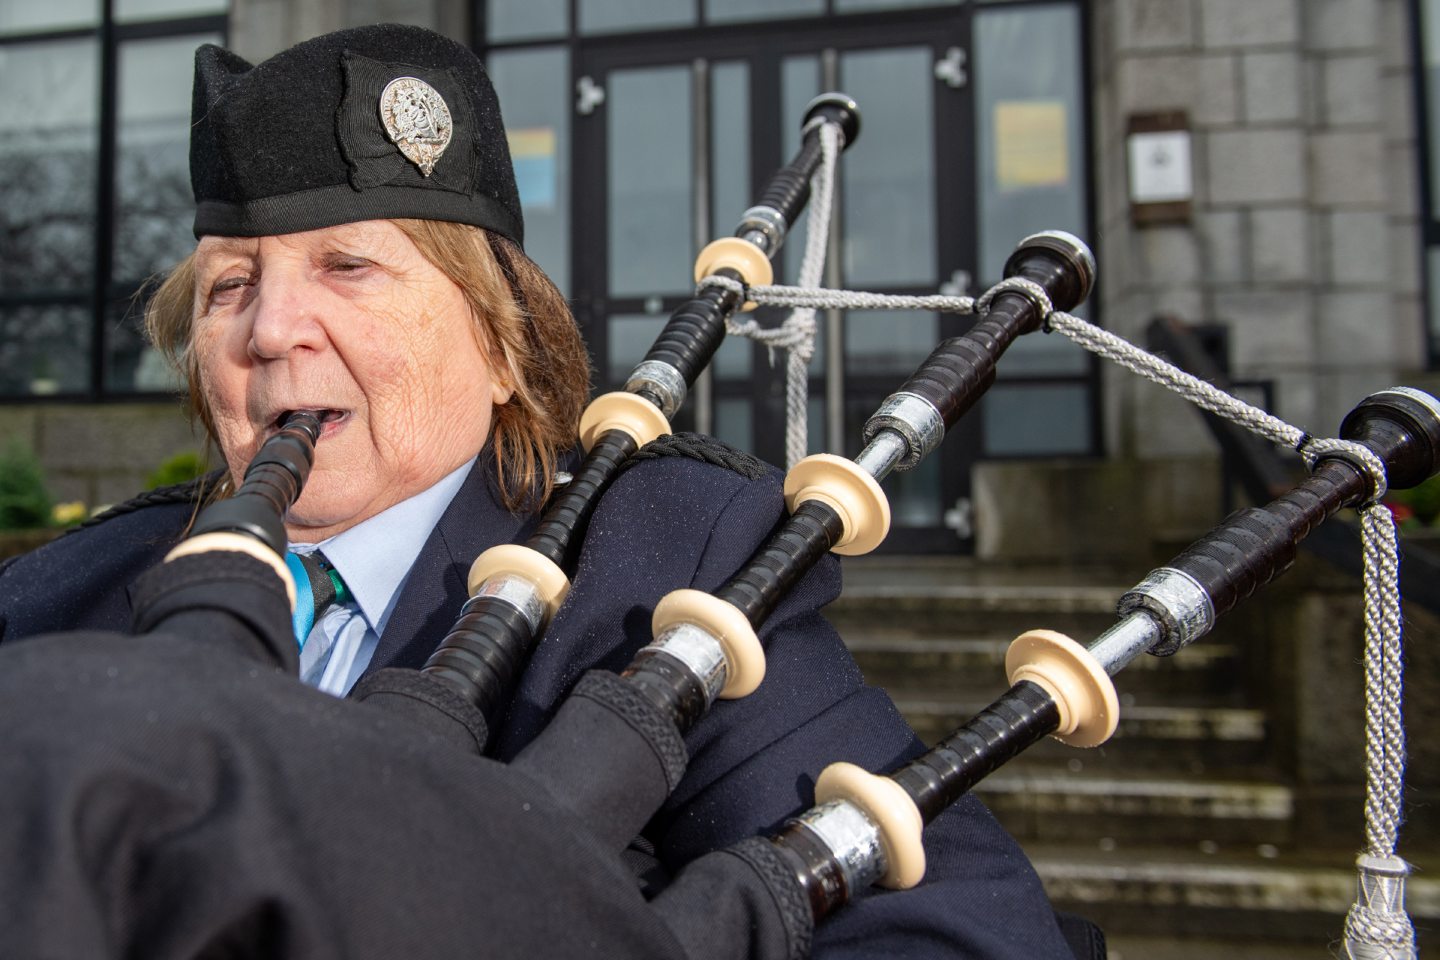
[1127,111,1192,225]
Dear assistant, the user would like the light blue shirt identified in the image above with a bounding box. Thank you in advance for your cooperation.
[290,458,473,696]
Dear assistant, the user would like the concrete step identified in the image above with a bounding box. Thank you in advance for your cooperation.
[847,631,1247,703]
[1102,937,1348,960]
[832,557,1129,633]
[899,698,1271,771]
[1027,844,1440,948]
[976,773,1294,847]
[829,580,1125,639]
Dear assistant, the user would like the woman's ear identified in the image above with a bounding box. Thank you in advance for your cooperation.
[491,376,515,406]
[489,346,518,406]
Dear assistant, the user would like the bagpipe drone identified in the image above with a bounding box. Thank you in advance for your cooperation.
[0,93,1433,960]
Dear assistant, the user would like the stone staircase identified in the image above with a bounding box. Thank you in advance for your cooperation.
[829,556,1438,958]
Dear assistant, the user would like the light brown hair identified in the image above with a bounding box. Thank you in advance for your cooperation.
[143,221,591,512]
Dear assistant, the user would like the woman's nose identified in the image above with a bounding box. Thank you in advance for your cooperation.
[247,273,329,360]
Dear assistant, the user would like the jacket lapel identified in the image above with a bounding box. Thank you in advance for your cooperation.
[363,453,535,674]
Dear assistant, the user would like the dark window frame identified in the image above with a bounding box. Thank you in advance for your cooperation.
[0,2,228,404]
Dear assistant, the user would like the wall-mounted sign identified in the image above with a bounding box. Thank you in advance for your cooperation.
[1126,111,1191,225]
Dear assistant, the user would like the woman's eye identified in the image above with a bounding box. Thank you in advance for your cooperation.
[325,255,374,274]
[209,275,252,301]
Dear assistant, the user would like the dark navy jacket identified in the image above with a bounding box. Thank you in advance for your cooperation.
[0,450,1072,959]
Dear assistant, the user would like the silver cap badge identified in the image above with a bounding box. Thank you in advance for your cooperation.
[379,76,453,176]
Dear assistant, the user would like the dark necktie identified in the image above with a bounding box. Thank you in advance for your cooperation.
[284,550,352,649]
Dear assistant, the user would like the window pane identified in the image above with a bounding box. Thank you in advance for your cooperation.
[975,4,1086,284]
[836,0,959,11]
[114,0,225,21]
[888,457,941,526]
[780,55,820,285]
[106,297,182,393]
[487,0,566,42]
[998,336,1090,376]
[608,66,693,297]
[0,38,98,292]
[607,314,663,383]
[845,310,937,375]
[0,0,96,34]
[713,326,751,378]
[0,304,90,396]
[710,61,749,237]
[116,33,221,284]
[490,47,570,293]
[807,393,823,457]
[715,397,752,453]
[840,47,936,287]
[706,0,821,23]
[982,383,1092,456]
[580,0,695,35]
[976,3,1087,378]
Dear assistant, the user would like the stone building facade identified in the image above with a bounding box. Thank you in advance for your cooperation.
[1099,0,1426,443]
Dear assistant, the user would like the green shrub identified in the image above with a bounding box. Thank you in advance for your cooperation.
[0,440,53,531]
[147,451,205,490]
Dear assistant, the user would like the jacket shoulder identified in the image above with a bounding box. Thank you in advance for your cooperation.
[0,479,207,642]
[583,433,791,581]
[617,433,771,485]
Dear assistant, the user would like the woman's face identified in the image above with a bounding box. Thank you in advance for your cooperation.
[192,220,511,542]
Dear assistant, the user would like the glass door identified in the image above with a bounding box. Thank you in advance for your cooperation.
[573,43,759,446]
[568,2,1091,553]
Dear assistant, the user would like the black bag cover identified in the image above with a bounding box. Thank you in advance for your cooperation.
[0,551,806,960]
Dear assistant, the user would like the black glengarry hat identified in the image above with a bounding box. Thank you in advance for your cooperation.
[190,24,523,246]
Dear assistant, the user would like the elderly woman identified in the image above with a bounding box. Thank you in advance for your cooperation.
[0,24,1080,960]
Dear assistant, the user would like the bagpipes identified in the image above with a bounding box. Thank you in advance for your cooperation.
[2,92,1436,960]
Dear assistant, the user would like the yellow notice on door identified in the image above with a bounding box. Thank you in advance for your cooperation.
[509,127,557,209]
[994,101,1068,190]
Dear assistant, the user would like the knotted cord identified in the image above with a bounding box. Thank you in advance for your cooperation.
[721,120,840,468]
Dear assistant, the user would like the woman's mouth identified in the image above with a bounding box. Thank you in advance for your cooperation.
[271,408,350,439]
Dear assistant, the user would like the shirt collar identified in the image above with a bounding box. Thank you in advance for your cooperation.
[291,458,474,635]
